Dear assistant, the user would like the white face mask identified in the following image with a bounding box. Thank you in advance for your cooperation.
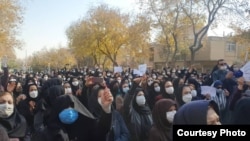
[154,86,161,92]
[44,77,48,80]
[182,94,192,103]
[152,75,157,79]
[0,103,14,118]
[72,81,79,86]
[65,88,72,94]
[191,90,197,97]
[29,91,38,98]
[220,66,227,70]
[136,95,146,106]
[165,87,174,94]
[122,87,129,94]
[148,81,153,86]
[117,80,121,83]
[166,110,176,123]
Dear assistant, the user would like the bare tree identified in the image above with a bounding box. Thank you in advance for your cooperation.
[140,0,187,64]
[183,0,250,64]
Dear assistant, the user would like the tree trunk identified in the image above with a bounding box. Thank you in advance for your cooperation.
[171,33,178,66]
[190,50,195,65]
[165,51,170,65]
[93,55,98,66]
[102,56,108,69]
[171,48,177,67]
[112,61,118,67]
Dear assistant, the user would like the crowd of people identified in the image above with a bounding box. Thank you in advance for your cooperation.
[0,58,249,141]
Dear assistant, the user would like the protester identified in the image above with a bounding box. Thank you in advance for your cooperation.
[32,88,113,141]
[173,100,221,125]
[0,91,27,140]
[1,57,250,140]
[231,96,250,124]
[88,84,130,141]
[175,85,193,107]
[148,99,177,141]
[17,83,40,138]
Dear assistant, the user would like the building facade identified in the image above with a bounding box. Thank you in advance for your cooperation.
[150,36,247,72]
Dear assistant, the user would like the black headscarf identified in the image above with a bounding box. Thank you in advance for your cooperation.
[24,83,40,101]
[46,94,95,141]
[161,81,176,101]
[48,94,95,128]
[69,77,80,95]
[40,78,62,100]
[175,85,189,108]
[88,84,106,119]
[46,85,65,107]
[109,80,120,98]
[23,77,36,95]
[119,79,128,97]
[187,78,202,100]
[151,99,177,141]
[173,100,219,124]
[132,88,151,115]
[130,88,152,141]
[231,96,250,124]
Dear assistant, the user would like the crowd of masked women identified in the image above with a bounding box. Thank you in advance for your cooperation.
[0,60,250,141]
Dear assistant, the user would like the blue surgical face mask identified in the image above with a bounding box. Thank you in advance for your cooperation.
[59,108,79,124]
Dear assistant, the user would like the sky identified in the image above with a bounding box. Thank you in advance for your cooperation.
[16,0,139,59]
[16,0,233,59]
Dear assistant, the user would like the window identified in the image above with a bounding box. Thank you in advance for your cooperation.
[226,42,236,52]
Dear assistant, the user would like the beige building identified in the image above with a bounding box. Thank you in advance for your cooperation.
[150,36,247,72]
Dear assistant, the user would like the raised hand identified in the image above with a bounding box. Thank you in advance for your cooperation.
[133,78,142,84]
[100,88,113,113]
[16,94,26,105]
